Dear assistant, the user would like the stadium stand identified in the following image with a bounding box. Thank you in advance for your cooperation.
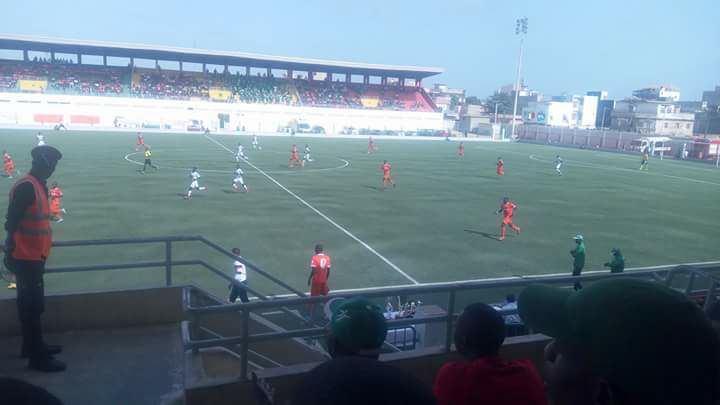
[0,60,436,111]
[228,74,294,105]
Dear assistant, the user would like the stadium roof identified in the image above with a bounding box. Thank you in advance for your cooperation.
[0,34,443,79]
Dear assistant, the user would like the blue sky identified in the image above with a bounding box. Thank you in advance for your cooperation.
[3,0,718,100]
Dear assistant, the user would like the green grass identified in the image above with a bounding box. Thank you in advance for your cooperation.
[0,129,718,300]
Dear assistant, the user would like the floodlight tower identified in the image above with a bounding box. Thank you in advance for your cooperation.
[510,17,528,139]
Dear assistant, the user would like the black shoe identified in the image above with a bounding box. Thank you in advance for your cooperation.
[28,357,67,372]
[22,344,62,358]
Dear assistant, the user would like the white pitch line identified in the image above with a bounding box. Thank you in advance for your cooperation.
[204,134,420,285]
[123,151,350,175]
[529,154,720,187]
[258,259,720,298]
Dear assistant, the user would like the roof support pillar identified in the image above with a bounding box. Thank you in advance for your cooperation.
[288,69,293,80]
[50,52,55,63]
[245,66,250,76]
[416,79,421,87]
[23,50,28,62]
[363,75,369,85]
[103,55,107,66]
[381,76,387,86]
[399,77,404,87]
[77,54,82,64]
[130,57,134,67]
[202,63,206,72]
[326,73,332,82]
[266,67,271,77]
[309,72,314,81]
[224,64,228,74]
[179,61,183,72]
[345,73,351,83]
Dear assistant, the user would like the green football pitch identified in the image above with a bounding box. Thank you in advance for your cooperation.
[0,129,718,299]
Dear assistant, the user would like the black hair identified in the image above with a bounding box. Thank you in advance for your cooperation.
[0,378,63,405]
[454,303,505,358]
[505,294,516,303]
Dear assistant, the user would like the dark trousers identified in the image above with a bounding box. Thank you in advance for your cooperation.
[229,281,249,303]
[143,159,156,171]
[572,266,583,290]
[11,259,47,361]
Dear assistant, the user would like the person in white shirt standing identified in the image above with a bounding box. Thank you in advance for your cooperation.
[229,247,249,303]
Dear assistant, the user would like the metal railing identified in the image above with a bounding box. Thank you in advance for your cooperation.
[46,235,307,300]
[181,263,720,380]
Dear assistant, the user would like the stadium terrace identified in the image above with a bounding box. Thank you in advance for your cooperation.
[0,35,445,133]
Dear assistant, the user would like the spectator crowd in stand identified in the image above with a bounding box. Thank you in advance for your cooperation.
[295,81,361,108]
[132,69,208,99]
[285,277,720,405]
[0,61,436,111]
[228,74,293,105]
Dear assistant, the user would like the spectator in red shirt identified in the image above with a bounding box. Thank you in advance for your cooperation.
[433,302,547,405]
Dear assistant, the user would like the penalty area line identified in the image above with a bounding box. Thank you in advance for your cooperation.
[204,134,420,285]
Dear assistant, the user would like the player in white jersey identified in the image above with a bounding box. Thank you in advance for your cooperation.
[302,144,313,164]
[185,167,208,199]
[252,135,261,150]
[555,155,564,176]
[232,164,249,193]
[235,143,248,162]
[36,132,46,146]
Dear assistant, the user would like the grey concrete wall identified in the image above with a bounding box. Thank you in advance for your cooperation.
[0,286,186,336]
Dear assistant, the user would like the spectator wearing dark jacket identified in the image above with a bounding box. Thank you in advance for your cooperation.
[433,303,547,405]
[291,298,435,405]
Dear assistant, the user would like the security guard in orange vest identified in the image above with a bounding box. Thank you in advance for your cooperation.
[4,145,65,372]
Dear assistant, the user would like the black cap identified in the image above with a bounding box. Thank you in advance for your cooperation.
[31,146,62,164]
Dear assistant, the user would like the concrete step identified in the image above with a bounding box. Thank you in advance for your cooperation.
[0,324,184,405]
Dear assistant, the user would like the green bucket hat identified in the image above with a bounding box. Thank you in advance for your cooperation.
[328,298,387,355]
[518,278,720,403]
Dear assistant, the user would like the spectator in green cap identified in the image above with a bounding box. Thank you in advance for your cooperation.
[291,298,436,405]
[570,234,585,290]
[603,248,624,273]
[518,278,720,405]
[326,297,388,359]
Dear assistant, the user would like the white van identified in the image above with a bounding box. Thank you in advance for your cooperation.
[629,137,672,155]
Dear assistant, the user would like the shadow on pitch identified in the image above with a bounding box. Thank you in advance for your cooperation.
[363,185,383,191]
[464,229,502,241]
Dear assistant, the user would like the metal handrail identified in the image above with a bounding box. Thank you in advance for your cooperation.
[185,264,720,314]
[45,235,306,298]
[182,263,720,380]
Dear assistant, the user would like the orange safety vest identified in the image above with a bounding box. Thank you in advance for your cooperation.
[9,175,52,261]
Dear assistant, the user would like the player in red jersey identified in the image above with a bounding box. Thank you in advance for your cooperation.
[497,197,521,241]
[458,142,465,157]
[308,244,332,297]
[49,182,67,223]
[382,160,395,189]
[135,132,145,151]
[496,157,504,176]
[3,150,15,178]
[288,144,302,168]
[367,136,378,154]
